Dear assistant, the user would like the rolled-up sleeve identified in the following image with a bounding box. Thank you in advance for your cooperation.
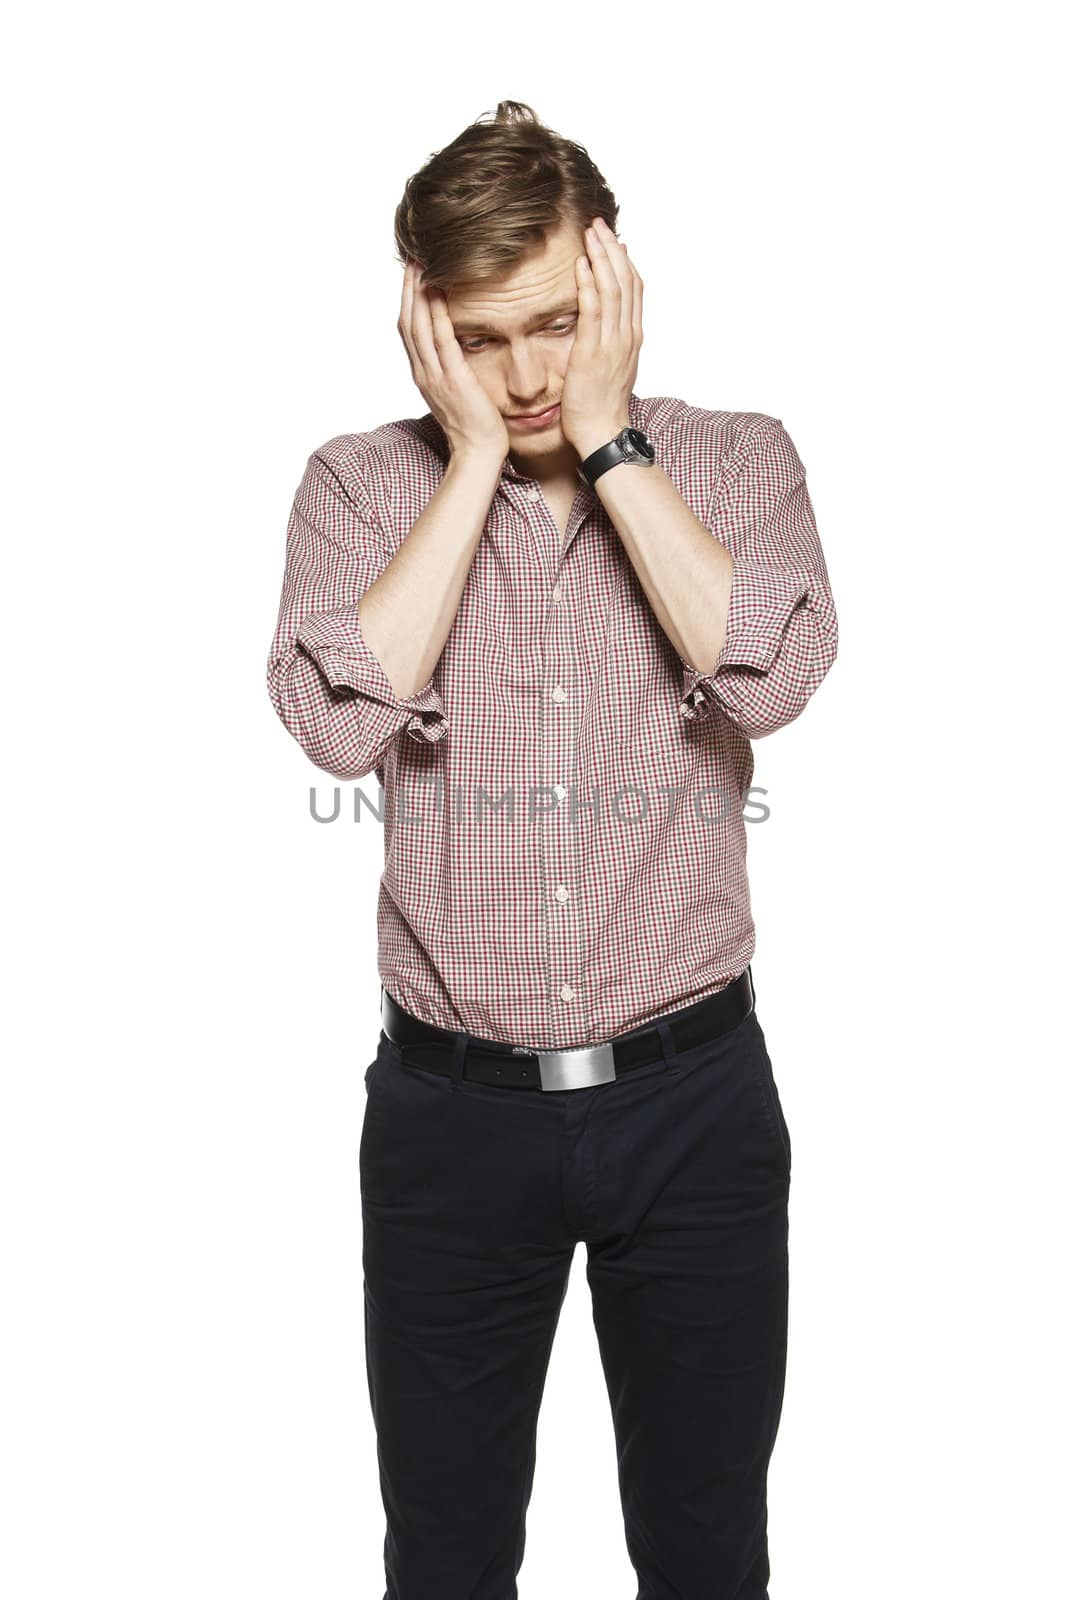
[267,449,448,779]
[679,419,839,739]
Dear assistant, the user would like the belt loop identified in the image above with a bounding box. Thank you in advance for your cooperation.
[653,1015,682,1076]
[748,962,756,1008]
[449,1029,471,1090]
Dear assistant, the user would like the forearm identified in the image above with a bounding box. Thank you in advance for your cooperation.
[359,450,503,699]
[592,462,733,672]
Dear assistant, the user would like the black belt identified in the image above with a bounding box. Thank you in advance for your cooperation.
[379,967,755,1092]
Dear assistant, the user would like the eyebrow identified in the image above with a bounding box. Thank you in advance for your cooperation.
[451,301,579,336]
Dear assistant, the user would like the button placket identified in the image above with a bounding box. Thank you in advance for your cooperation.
[543,528,581,1025]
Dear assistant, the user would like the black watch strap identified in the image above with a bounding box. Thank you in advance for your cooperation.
[577,426,656,489]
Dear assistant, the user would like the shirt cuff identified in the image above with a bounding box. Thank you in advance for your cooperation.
[296,602,449,744]
[678,556,810,721]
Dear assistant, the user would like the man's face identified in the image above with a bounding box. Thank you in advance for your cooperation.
[446,220,587,464]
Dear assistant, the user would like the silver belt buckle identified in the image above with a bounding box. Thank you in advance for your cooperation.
[383,991,619,1090]
[529,1040,617,1091]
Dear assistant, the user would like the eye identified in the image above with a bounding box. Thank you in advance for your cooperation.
[459,319,577,354]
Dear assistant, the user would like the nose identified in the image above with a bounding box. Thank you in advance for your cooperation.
[505,344,549,403]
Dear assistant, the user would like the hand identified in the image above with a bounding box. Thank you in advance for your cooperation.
[397,260,509,466]
[559,217,644,459]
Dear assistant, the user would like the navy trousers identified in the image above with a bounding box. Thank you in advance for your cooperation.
[359,996,792,1599]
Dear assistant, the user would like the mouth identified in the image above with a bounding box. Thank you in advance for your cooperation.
[507,403,561,427]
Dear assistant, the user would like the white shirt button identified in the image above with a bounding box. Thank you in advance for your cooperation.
[526,486,542,502]
[554,885,571,903]
[559,983,575,1002]
[550,684,566,703]
[553,783,567,801]
[551,583,563,602]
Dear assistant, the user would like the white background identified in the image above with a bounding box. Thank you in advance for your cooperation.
[4,3,1068,1596]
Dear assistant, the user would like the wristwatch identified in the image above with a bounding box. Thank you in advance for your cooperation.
[576,426,656,489]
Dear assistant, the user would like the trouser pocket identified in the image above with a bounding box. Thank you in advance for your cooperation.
[748,1015,792,1176]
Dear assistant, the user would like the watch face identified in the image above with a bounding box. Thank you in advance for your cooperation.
[625,427,655,460]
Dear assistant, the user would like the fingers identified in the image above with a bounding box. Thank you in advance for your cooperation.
[425,287,466,378]
[397,259,421,375]
[409,267,444,380]
[584,220,629,341]
[398,259,443,381]
[574,248,600,348]
[622,243,644,343]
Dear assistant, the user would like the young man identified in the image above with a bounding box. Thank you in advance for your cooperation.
[267,102,838,1600]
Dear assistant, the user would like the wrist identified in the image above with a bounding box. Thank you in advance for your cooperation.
[570,419,631,460]
[446,445,508,480]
